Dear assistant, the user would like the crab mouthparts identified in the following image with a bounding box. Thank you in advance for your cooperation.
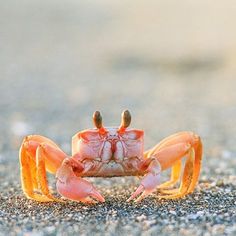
[110,139,118,153]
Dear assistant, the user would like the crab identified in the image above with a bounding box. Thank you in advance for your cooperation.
[19,110,203,203]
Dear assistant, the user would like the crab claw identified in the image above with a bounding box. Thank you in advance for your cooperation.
[127,172,161,202]
[56,158,105,203]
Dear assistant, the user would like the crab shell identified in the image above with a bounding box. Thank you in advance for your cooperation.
[72,127,144,177]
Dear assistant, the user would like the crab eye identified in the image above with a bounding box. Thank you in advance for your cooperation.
[121,110,131,128]
[118,110,132,133]
[93,111,103,129]
[93,111,107,134]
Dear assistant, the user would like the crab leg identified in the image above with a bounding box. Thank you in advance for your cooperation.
[128,132,202,201]
[188,138,203,193]
[158,148,195,199]
[145,132,202,192]
[145,132,197,186]
[144,131,202,199]
[158,160,181,189]
[29,154,38,190]
[159,140,202,195]
[20,146,48,202]
[36,144,67,202]
[19,135,67,202]
[128,142,190,202]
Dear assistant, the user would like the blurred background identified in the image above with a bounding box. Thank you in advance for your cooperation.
[0,0,236,234]
[0,0,236,175]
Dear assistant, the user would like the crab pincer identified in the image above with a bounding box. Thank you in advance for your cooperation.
[56,158,105,203]
[127,159,162,202]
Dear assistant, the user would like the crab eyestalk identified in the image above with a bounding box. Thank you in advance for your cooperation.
[119,110,131,133]
[93,111,106,134]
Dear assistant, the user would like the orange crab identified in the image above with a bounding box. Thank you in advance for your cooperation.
[19,110,203,203]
